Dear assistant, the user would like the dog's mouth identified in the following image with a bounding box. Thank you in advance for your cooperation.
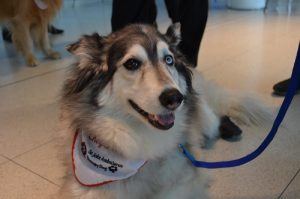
[128,100,175,130]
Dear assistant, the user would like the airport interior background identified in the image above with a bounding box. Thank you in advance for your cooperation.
[0,0,299,198]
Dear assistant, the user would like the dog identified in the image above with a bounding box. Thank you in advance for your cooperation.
[57,24,271,199]
[0,0,62,66]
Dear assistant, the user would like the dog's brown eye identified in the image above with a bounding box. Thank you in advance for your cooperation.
[123,58,141,71]
[165,55,174,66]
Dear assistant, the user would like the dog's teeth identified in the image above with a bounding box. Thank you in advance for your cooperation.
[149,114,155,120]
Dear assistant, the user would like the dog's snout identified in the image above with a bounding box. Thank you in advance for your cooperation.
[159,89,183,110]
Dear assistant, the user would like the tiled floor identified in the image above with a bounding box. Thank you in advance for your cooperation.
[0,0,299,198]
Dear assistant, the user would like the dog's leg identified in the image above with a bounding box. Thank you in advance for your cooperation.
[193,70,272,139]
[200,100,222,143]
[32,23,61,60]
[10,19,38,66]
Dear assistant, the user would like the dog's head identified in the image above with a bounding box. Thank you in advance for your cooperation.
[63,24,193,132]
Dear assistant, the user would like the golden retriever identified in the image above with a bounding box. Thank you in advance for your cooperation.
[0,0,62,66]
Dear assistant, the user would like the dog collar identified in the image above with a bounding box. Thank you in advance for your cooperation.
[72,131,146,187]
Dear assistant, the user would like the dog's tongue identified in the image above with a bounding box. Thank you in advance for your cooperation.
[156,113,175,126]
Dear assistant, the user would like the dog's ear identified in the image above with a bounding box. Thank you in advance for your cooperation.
[64,33,114,96]
[165,22,181,46]
[66,33,107,70]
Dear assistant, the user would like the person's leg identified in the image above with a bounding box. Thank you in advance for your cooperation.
[178,0,208,67]
[111,0,157,32]
[174,1,242,141]
[164,0,180,23]
[2,26,12,43]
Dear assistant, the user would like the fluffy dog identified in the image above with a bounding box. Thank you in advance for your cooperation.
[0,0,62,66]
[58,24,270,199]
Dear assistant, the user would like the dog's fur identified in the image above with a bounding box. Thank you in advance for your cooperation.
[0,0,62,66]
[58,24,271,199]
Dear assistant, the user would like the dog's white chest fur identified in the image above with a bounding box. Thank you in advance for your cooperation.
[72,131,146,186]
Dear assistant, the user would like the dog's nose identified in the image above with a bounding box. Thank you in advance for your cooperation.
[159,88,184,110]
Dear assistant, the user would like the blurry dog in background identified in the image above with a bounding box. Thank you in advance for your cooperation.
[0,0,62,66]
[58,24,270,198]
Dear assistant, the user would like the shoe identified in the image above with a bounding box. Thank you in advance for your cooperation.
[273,78,300,96]
[2,27,12,43]
[219,116,242,141]
[48,25,64,34]
[273,79,290,96]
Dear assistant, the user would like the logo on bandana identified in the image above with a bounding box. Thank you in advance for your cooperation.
[81,142,87,156]
[72,131,146,186]
[108,166,118,173]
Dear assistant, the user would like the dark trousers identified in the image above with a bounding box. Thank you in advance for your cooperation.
[111,0,208,67]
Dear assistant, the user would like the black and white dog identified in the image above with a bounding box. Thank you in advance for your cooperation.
[58,24,270,199]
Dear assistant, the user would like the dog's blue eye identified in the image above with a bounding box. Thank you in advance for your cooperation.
[123,59,141,71]
[165,55,174,66]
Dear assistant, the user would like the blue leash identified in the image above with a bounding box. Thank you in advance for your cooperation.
[180,43,300,169]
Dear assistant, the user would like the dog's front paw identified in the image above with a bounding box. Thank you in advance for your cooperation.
[47,50,61,59]
[219,115,242,141]
[26,54,38,67]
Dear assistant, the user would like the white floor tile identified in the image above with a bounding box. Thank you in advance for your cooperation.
[0,57,73,87]
[0,155,8,165]
[0,69,66,158]
[198,12,299,73]
[0,161,59,199]
[281,170,300,199]
[201,38,299,106]
[14,140,66,187]
[205,96,300,199]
